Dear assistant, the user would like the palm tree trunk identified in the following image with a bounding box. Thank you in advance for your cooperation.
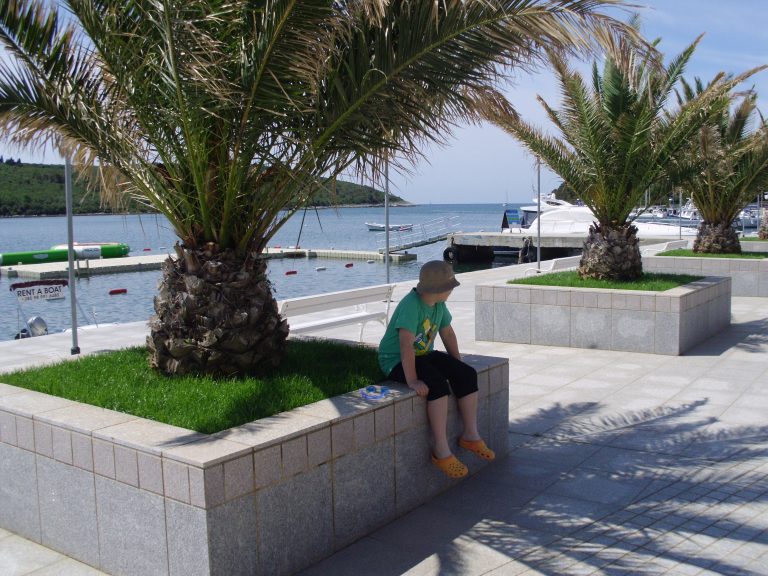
[578,223,642,281]
[693,222,741,254]
[147,244,289,376]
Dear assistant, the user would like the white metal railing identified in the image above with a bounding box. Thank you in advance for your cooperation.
[376,216,461,252]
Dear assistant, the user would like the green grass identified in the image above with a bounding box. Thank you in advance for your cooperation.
[1,340,383,434]
[509,271,703,291]
[658,249,768,259]
[741,237,768,242]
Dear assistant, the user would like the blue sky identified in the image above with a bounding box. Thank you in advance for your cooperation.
[4,1,767,204]
[387,0,768,204]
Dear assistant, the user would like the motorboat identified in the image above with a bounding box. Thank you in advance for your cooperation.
[679,198,700,221]
[736,205,763,228]
[630,205,671,220]
[503,192,576,230]
[365,222,413,232]
[521,205,697,237]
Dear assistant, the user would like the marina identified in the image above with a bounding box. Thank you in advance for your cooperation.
[1,203,763,339]
[0,205,505,339]
[0,248,416,280]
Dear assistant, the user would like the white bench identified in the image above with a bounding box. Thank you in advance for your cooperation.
[523,255,581,276]
[279,283,395,341]
[640,239,690,256]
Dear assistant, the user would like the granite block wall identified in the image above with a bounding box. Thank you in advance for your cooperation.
[0,354,509,576]
[644,255,767,297]
[476,276,731,355]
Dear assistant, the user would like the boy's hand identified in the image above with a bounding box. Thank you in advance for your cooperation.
[408,380,429,397]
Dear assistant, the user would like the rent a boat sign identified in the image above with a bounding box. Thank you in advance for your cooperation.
[10,279,68,302]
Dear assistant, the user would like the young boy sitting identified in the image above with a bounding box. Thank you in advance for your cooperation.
[378,260,495,478]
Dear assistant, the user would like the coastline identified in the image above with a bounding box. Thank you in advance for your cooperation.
[0,202,416,219]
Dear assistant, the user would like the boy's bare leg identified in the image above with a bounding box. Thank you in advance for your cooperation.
[457,391,482,442]
[427,396,451,458]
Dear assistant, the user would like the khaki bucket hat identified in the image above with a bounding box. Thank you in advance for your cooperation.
[416,260,460,294]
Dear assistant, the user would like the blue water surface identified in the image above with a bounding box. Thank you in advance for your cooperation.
[0,204,519,340]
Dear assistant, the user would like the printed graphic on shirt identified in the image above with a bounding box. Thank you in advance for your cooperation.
[413,318,438,355]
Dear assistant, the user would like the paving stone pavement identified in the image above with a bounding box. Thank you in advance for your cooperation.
[1,260,768,575]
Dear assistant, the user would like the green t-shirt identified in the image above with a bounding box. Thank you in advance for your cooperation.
[378,288,453,375]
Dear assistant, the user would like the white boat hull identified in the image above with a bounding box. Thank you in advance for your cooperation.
[366,222,413,232]
[523,206,697,236]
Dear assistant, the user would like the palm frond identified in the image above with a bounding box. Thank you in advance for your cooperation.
[0,0,650,254]
[484,31,765,230]
[675,68,768,226]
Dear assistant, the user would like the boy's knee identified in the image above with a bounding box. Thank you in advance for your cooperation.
[426,379,451,401]
[453,372,478,399]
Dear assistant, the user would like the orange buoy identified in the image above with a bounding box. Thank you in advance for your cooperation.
[285,270,298,275]
[345,262,354,268]
[109,288,127,295]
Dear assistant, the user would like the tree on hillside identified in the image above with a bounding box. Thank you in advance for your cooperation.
[0,0,646,376]
[674,79,768,253]
[486,34,762,280]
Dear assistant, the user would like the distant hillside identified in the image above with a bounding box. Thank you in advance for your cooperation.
[0,161,407,216]
[309,179,407,207]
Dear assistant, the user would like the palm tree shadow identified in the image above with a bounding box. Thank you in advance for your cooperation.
[302,398,768,575]
[686,318,768,356]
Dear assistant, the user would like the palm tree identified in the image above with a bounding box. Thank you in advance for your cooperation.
[0,0,644,375]
[675,79,768,253]
[486,36,757,280]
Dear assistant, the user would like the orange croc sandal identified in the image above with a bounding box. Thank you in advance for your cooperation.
[432,454,468,479]
[459,438,496,461]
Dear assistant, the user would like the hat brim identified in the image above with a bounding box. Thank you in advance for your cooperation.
[416,277,460,294]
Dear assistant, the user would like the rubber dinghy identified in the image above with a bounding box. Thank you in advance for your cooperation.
[0,243,130,265]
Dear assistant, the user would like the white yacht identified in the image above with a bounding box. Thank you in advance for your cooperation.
[523,204,697,237]
[502,192,577,230]
[679,198,700,221]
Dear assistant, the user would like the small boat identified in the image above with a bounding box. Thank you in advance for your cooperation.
[365,222,413,232]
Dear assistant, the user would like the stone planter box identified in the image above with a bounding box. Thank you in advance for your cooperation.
[0,354,508,576]
[644,254,768,297]
[475,276,731,355]
[740,240,768,253]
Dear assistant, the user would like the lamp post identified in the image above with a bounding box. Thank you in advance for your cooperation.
[536,156,541,271]
[384,156,390,283]
[65,158,80,355]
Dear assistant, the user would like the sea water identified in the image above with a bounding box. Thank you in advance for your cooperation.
[0,204,520,340]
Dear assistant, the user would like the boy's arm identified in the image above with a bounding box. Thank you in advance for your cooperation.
[398,328,428,397]
[440,325,461,360]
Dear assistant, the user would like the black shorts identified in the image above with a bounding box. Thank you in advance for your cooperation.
[388,351,478,401]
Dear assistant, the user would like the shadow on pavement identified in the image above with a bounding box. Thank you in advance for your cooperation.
[300,399,768,575]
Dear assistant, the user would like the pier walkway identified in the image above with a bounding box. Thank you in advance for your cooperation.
[0,248,415,280]
[377,215,461,252]
[1,257,768,575]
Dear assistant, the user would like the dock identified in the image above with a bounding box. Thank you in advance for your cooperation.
[0,248,415,279]
[446,231,694,262]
